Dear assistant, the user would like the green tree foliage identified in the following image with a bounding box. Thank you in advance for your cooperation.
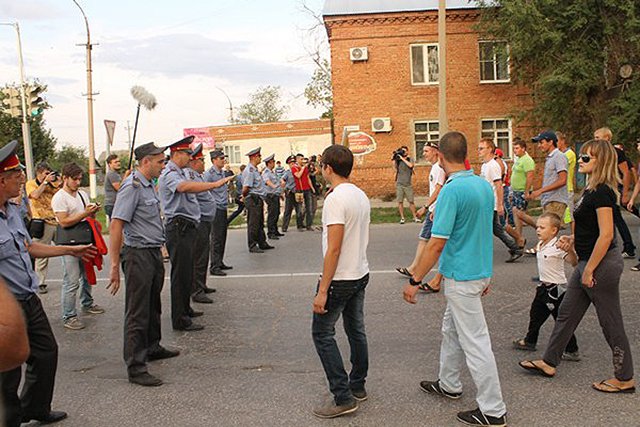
[304,58,333,119]
[50,145,90,186]
[478,0,640,146]
[234,86,289,124]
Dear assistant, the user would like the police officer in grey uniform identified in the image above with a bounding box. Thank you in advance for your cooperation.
[108,142,179,387]
[242,147,273,253]
[262,154,284,240]
[0,140,95,426]
[281,155,303,232]
[204,149,235,276]
[186,143,217,304]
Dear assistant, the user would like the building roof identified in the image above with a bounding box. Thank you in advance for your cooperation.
[323,0,480,16]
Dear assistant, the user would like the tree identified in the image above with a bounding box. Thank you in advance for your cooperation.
[478,0,640,146]
[50,145,90,186]
[304,58,333,119]
[234,86,288,124]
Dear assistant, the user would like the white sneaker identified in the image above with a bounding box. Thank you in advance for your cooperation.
[399,218,405,224]
[413,217,421,223]
[64,317,85,330]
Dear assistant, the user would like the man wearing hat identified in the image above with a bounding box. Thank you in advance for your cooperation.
[186,144,218,303]
[527,130,568,220]
[281,155,303,232]
[0,140,96,426]
[262,154,285,240]
[204,149,236,276]
[242,147,273,253]
[107,142,180,387]
[158,136,231,331]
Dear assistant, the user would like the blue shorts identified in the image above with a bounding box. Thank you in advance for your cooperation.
[418,215,434,240]
[512,190,528,211]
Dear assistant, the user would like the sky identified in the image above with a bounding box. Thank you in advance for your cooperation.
[0,0,327,155]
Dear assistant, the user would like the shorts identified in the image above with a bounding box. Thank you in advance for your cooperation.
[105,204,114,218]
[543,201,567,221]
[512,190,528,211]
[501,186,515,227]
[418,214,434,240]
[396,183,414,203]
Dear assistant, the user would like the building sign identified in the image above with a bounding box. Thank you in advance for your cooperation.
[184,127,216,149]
[347,132,376,155]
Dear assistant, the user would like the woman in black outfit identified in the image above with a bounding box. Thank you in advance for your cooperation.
[519,139,635,394]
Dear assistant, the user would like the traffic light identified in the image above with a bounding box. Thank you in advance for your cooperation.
[27,83,45,117]
[1,86,22,118]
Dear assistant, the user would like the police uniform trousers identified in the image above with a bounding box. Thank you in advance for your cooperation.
[282,190,303,231]
[1,294,58,427]
[121,246,164,377]
[265,193,281,237]
[166,216,198,329]
[192,219,212,296]
[245,194,267,249]
[210,208,229,271]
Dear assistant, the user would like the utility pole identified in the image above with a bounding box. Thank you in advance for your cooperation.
[438,0,448,135]
[72,0,99,200]
[216,86,234,123]
[125,121,133,153]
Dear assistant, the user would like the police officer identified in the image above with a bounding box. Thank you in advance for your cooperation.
[204,149,235,276]
[242,147,273,253]
[262,154,284,240]
[0,140,95,426]
[186,144,218,303]
[281,155,302,232]
[108,142,180,387]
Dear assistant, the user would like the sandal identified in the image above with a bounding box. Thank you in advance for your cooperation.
[418,283,440,293]
[519,360,555,377]
[525,247,537,255]
[512,338,536,351]
[592,380,636,394]
[395,267,412,278]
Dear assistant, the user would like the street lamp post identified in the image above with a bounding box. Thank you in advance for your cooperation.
[71,0,98,200]
[438,0,448,135]
[216,86,234,123]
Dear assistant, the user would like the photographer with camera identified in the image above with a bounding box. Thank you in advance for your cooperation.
[392,146,419,224]
[26,162,62,294]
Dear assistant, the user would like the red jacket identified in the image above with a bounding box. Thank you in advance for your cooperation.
[83,217,108,285]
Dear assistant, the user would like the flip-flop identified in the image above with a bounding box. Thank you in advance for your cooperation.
[519,360,555,378]
[592,380,636,394]
[418,283,440,293]
[395,267,412,277]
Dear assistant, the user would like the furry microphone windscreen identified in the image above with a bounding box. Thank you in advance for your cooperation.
[130,86,158,110]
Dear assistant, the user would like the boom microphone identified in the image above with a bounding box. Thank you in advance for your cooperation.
[127,85,158,169]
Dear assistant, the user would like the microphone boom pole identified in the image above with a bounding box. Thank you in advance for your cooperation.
[128,85,157,169]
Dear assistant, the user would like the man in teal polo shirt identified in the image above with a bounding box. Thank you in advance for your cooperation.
[402,131,507,427]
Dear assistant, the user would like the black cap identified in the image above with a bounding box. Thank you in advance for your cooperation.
[209,149,225,159]
[532,130,558,144]
[285,155,296,164]
[134,142,167,160]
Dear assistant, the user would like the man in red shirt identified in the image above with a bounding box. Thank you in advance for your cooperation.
[291,153,315,230]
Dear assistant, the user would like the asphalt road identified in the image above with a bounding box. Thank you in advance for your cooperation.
[30,217,640,427]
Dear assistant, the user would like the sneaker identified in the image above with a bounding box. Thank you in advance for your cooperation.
[413,217,421,223]
[38,285,48,294]
[457,408,507,426]
[63,317,85,330]
[505,250,523,263]
[312,399,358,419]
[562,351,581,362]
[622,251,636,259]
[631,263,640,272]
[399,218,405,224]
[129,372,163,387]
[419,380,462,400]
[351,389,367,402]
[82,304,105,314]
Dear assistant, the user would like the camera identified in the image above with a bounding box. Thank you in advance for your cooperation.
[392,148,406,161]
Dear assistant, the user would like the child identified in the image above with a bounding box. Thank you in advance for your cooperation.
[512,212,580,361]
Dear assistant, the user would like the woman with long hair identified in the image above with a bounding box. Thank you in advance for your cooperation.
[519,139,635,393]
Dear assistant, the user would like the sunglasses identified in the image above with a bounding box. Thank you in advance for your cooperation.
[579,154,593,163]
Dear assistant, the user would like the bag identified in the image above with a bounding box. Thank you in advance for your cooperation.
[295,191,304,204]
[53,192,94,245]
[29,219,45,239]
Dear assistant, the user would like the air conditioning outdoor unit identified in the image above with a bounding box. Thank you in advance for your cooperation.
[371,117,392,132]
[350,47,368,62]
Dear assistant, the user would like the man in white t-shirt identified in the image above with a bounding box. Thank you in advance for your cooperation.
[478,138,523,263]
[311,145,370,419]
[51,163,104,330]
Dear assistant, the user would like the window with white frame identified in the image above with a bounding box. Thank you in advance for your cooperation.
[481,119,512,158]
[223,145,241,165]
[410,44,439,85]
[479,41,510,82]
[414,121,439,162]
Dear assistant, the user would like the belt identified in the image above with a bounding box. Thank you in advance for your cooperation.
[540,282,563,288]
[167,215,198,227]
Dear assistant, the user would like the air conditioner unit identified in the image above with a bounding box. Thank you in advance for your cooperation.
[371,117,392,132]
[350,47,368,62]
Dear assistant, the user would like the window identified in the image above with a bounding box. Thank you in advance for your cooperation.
[223,145,241,165]
[414,121,439,162]
[479,41,510,82]
[410,44,439,85]
[481,119,512,158]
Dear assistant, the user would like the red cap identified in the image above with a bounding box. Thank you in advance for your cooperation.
[0,140,24,173]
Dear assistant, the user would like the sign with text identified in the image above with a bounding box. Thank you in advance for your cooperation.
[183,127,216,149]
[347,132,376,156]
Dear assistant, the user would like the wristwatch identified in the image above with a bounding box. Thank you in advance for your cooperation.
[409,277,422,287]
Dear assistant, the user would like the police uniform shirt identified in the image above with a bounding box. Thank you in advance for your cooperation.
[203,165,229,210]
[158,160,200,223]
[111,170,165,248]
[186,167,216,222]
[242,163,266,197]
[262,168,281,195]
[0,202,38,296]
[283,169,296,192]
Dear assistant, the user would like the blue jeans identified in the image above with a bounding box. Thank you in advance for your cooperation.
[312,274,369,405]
[61,255,93,320]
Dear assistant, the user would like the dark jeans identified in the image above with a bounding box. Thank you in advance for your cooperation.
[166,216,197,329]
[192,220,212,296]
[492,211,519,253]
[1,295,58,427]
[227,201,244,225]
[265,194,281,236]
[302,190,314,229]
[614,204,635,254]
[122,247,164,376]
[282,190,302,231]
[210,208,229,270]
[104,204,114,218]
[245,194,267,249]
[543,249,633,380]
[524,284,578,353]
[312,274,369,405]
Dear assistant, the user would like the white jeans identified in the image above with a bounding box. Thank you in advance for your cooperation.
[438,277,506,418]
